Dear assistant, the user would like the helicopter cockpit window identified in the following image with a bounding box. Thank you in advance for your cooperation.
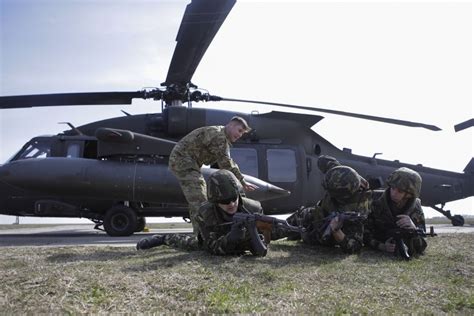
[230,148,258,178]
[16,140,51,160]
[267,149,297,182]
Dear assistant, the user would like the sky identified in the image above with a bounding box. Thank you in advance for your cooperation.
[0,0,472,224]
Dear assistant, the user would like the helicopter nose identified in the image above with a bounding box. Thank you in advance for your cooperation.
[245,178,291,202]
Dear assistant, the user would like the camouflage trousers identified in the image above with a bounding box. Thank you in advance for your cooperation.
[170,168,207,235]
[164,234,201,251]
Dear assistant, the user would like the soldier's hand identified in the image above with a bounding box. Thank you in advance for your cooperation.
[360,177,370,190]
[380,237,396,253]
[329,216,343,232]
[396,215,416,229]
[243,183,258,191]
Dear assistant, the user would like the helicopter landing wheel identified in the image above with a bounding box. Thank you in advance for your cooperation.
[451,215,465,227]
[103,205,138,236]
[135,216,146,232]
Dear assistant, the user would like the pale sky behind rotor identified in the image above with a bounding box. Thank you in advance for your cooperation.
[0,0,472,224]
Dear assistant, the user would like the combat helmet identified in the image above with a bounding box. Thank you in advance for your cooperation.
[322,166,361,199]
[207,169,242,203]
[317,155,341,174]
[386,167,422,198]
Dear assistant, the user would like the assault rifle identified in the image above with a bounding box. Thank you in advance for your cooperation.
[320,211,367,241]
[387,227,429,261]
[232,213,303,257]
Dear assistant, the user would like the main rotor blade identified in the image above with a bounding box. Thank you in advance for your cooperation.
[219,97,442,131]
[164,0,236,86]
[0,91,146,109]
[454,118,474,132]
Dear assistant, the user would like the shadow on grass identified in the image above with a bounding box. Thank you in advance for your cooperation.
[124,240,368,273]
[45,237,419,267]
[46,248,138,263]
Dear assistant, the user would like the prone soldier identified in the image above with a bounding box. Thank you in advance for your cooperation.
[136,170,267,256]
[280,157,375,254]
[364,167,427,259]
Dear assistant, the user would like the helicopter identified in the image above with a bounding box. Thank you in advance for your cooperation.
[0,0,472,235]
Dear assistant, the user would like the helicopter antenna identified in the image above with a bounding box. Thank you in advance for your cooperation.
[59,122,84,135]
[121,110,132,116]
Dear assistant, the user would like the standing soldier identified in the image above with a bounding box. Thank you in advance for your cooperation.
[169,116,258,234]
[137,170,266,256]
[364,167,427,258]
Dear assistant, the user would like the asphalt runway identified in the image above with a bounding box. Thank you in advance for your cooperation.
[0,224,472,248]
[0,225,192,247]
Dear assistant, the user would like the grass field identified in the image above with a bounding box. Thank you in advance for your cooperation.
[0,233,472,313]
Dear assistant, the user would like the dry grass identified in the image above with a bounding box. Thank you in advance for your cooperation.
[0,234,472,314]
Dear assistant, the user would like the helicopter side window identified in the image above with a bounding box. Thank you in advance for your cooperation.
[66,144,81,158]
[83,140,98,159]
[267,149,297,182]
[230,148,258,177]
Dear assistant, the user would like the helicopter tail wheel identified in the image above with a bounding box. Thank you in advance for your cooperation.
[135,216,147,232]
[103,205,138,236]
[451,215,465,227]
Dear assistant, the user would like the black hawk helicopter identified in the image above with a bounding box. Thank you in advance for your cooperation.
[0,0,472,236]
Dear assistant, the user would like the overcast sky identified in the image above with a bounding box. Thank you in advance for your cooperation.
[0,0,472,223]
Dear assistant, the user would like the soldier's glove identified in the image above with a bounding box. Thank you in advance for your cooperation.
[227,221,246,245]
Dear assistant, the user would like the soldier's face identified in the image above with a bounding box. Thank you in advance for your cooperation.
[218,197,239,215]
[390,187,411,207]
[225,122,246,142]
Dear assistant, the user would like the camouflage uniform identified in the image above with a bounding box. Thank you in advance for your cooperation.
[284,164,375,254]
[169,125,246,232]
[364,167,427,256]
[195,197,263,255]
[137,170,264,256]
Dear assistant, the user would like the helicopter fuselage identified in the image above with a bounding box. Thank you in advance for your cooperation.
[0,106,472,234]
[3,107,472,211]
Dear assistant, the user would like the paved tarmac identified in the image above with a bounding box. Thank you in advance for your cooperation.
[0,225,192,247]
[0,224,472,247]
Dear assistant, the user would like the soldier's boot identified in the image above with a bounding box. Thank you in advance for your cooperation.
[136,234,166,250]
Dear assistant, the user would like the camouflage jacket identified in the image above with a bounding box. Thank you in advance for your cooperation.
[292,190,376,254]
[196,197,263,255]
[364,188,426,250]
[169,126,244,183]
